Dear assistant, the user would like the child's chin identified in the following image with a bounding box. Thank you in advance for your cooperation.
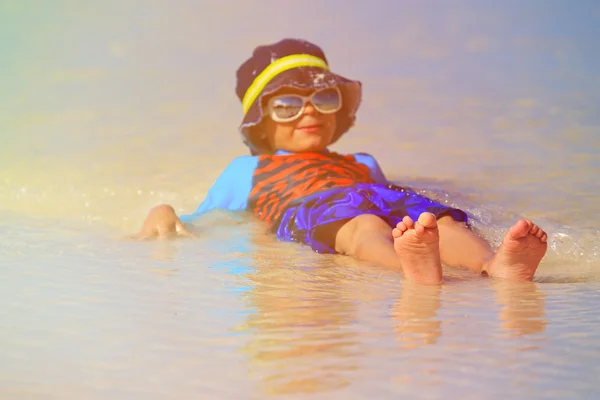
[295,137,328,151]
[296,142,328,153]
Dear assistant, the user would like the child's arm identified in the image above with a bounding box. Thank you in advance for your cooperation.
[178,156,257,222]
[137,156,257,239]
[353,152,389,184]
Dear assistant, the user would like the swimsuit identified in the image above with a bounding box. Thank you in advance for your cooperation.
[180,150,467,253]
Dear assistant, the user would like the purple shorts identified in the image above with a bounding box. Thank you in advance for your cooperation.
[275,183,468,253]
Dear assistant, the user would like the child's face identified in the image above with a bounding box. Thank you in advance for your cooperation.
[258,87,338,153]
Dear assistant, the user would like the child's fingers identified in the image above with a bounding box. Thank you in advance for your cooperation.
[135,222,194,241]
[135,225,160,240]
[157,224,176,239]
[134,231,156,241]
[176,222,196,238]
[124,233,148,241]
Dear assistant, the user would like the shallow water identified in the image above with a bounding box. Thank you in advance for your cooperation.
[1,1,600,398]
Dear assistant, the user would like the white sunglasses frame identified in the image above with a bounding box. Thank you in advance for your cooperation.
[266,86,343,123]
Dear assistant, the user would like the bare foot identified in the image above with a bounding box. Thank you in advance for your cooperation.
[392,212,443,285]
[485,220,548,281]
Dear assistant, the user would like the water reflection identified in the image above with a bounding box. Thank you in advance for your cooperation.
[392,283,442,349]
[148,240,179,264]
[492,281,548,340]
[137,224,550,393]
[238,253,359,395]
[391,278,549,353]
[221,240,549,396]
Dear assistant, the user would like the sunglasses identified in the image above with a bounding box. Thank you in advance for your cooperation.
[266,87,343,123]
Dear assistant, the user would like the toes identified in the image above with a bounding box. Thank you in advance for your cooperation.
[395,214,440,239]
[402,215,414,227]
[414,223,425,236]
[525,222,548,242]
[508,220,530,239]
[417,212,437,228]
[396,221,408,231]
[393,221,411,238]
[535,228,545,238]
[520,219,532,230]
[529,224,540,236]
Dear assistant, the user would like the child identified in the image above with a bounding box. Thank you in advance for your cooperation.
[138,38,548,285]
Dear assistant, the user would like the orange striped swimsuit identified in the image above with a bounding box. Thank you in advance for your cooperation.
[247,151,375,225]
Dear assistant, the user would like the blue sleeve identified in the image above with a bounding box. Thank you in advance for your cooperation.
[353,152,389,184]
[179,156,258,223]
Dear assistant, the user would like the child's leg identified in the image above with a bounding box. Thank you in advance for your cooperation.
[317,212,547,283]
[436,215,548,280]
[322,215,397,268]
[319,214,443,284]
[436,215,494,272]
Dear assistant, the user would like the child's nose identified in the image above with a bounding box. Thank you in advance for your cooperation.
[303,101,319,115]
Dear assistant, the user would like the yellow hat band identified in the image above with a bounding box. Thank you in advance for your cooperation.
[242,53,329,115]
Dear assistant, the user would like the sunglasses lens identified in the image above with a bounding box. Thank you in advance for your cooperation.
[270,96,304,120]
[312,87,341,113]
[269,87,342,121]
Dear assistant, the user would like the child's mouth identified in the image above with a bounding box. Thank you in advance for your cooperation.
[296,124,323,134]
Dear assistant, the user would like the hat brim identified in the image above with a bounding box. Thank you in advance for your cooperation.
[239,66,361,155]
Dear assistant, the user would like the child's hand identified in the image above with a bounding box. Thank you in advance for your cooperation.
[137,204,194,240]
